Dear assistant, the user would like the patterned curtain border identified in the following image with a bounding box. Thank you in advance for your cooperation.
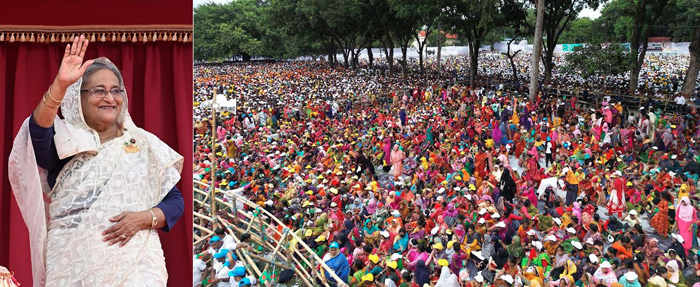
[0,25,192,43]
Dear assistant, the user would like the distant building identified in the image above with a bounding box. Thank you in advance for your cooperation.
[413,30,459,50]
[647,37,672,52]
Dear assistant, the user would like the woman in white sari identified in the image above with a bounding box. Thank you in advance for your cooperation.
[8,35,183,286]
[436,266,460,287]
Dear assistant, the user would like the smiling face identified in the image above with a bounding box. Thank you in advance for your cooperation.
[80,69,123,130]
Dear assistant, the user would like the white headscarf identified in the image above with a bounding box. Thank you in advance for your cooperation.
[677,196,695,222]
[667,260,680,283]
[436,266,460,287]
[9,71,182,286]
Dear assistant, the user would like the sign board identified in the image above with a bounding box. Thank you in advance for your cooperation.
[648,43,663,51]
[562,44,584,52]
[621,43,631,52]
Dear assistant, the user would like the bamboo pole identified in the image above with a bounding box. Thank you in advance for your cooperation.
[289,252,316,287]
[246,252,293,269]
[262,229,288,273]
[193,231,214,246]
[194,223,214,235]
[230,224,275,249]
[210,87,217,221]
[194,180,345,286]
[194,211,211,221]
[218,217,263,278]
[225,206,284,238]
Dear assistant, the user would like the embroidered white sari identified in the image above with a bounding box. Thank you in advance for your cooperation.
[9,78,183,287]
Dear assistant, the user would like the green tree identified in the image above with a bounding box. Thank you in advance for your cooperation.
[668,0,700,96]
[559,17,602,43]
[499,0,532,82]
[391,0,442,74]
[563,43,631,94]
[443,0,503,86]
[540,0,604,85]
[194,0,292,61]
[596,0,635,42]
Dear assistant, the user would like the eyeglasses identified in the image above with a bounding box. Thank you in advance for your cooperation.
[80,87,125,98]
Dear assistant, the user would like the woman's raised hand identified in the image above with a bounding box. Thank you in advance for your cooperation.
[54,35,94,92]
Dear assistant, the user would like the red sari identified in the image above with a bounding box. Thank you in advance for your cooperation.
[650,200,670,237]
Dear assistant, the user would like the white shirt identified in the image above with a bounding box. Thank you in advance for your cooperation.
[222,235,237,250]
[214,264,232,287]
[224,187,246,211]
[675,95,686,105]
[537,177,564,199]
[230,275,258,287]
[545,142,552,154]
[194,258,207,286]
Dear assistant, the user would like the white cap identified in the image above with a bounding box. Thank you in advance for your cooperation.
[614,171,622,177]
[589,254,599,264]
[586,238,595,245]
[478,218,486,224]
[672,233,685,243]
[330,202,338,207]
[494,222,506,228]
[545,235,557,242]
[390,253,402,261]
[501,274,514,284]
[479,208,487,215]
[380,230,390,238]
[527,229,537,236]
[532,241,543,251]
[471,251,485,260]
[474,272,484,283]
[466,194,472,200]
[391,210,401,217]
[265,200,274,206]
[629,210,637,215]
[600,261,612,269]
[566,227,576,234]
[431,226,440,235]
[561,167,570,175]
[553,218,562,226]
[492,213,501,219]
[672,155,677,159]
[571,241,583,250]
[624,271,639,282]
[437,187,445,194]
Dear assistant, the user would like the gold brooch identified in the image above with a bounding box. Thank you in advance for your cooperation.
[123,138,140,153]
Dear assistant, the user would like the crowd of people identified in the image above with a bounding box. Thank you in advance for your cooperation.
[192,53,700,287]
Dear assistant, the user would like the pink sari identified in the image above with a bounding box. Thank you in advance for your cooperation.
[676,197,697,254]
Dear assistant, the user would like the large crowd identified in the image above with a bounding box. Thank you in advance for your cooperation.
[192,53,700,287]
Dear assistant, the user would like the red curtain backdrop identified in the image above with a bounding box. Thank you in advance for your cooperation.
[0,1,192,26]
[0,41,193,285]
